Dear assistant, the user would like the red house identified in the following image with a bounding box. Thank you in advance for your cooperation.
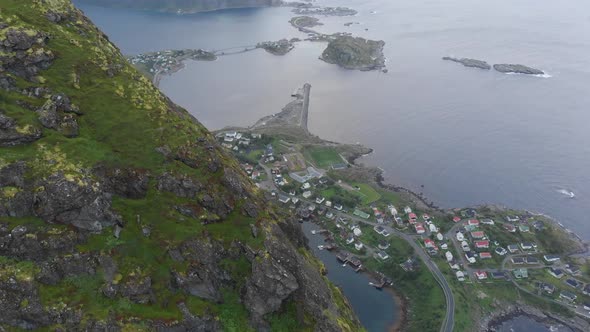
[468,219,480,226]
[475,240,490,249]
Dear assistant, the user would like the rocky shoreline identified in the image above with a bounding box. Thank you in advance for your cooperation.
[482,303,589,332]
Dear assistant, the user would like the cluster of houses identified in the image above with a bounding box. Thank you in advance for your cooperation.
[545,265,590,303]
[218,131,260,152]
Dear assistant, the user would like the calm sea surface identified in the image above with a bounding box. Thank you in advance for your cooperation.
[75,1,590,330]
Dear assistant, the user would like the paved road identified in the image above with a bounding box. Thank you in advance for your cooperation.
[258,163,455,332]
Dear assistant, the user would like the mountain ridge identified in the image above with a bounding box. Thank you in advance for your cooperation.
[0,0,361,330]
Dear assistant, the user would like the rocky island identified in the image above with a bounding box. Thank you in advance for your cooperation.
[320,36,386,71]
[494,63,545,75]
[289,15,323,28]
[256,38,297,56]
[442,56,491,70]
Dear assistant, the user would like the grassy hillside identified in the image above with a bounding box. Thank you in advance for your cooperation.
[0,0,361,330]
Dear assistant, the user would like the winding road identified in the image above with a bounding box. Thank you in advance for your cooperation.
[258,163,455,332]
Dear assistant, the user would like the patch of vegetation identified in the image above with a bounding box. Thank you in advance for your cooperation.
[304,146,342,169]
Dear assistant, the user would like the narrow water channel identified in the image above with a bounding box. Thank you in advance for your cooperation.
[301,222,399,332]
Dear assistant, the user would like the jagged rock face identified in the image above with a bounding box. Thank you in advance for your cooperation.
[32,173,121,232]
[0,28,54,82]
[0,1,361,330]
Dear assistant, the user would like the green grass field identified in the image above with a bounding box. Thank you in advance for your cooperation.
[352,182,381,204]
[305,147,343,168]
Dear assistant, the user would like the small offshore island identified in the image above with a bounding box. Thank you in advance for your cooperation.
[443,57,491,70]
[321,36,386,72]
[494,63,545,75]
[215,84,590,332]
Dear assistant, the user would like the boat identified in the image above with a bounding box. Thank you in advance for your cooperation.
[311,230,317,235]
[317,245,325,250]
[557,189,575,198]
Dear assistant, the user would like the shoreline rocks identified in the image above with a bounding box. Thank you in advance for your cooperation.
[493,63,544,75]
[442,56,491,70]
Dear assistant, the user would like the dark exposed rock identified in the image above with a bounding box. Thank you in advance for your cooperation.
[250,223,258,238]
[45,11,63,23]
[119,276,152,304]
[0,75,16,91]
[200,194,234,220]
[170,238,231,302]
[94,166,150,199]
[0,277,49,329]
[36,94,82,137]
[0,112,42,147]
[0,161,27,188]
[244,252,299,319]
[32,173,121,232]
[37,254,98,285]
[175,302,221,332]
[207,157,221,173]
[222,167,246,196]
[0,29,55,81]
[157,172,202,198]
[242,202,258,218]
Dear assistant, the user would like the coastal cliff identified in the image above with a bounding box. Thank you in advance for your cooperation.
[0,0,361,330]
[75,0,283,13]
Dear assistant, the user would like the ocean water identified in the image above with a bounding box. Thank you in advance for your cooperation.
[75,0,590,330]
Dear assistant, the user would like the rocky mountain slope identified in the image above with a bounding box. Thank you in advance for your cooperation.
[0,0,361,330]
[75,0,283,13]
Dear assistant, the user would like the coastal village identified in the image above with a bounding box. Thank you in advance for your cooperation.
[216,129,590,331]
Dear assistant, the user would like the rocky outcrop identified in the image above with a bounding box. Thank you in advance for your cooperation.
[493,64,544,75]
[95,166,150,199]
[442,56,491,70]
[32,173,121,232]
[36,94,81,138]
[157,172,202,198]
[321,36,386,71]
[0,112,42,147]
[0,28,54,82]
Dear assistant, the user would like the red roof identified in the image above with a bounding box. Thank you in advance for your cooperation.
[471,231,485,238]
[424,239,435,247]
[479,252,492,258]
[409,213,417,219]
[468,219,480,225]
[453,216,461,222]
[475,240,490,248]
[415,224,425,232]
[475,270,488,279]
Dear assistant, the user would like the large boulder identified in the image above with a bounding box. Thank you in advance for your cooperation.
[157,172,202,198]
[32,173,121,232]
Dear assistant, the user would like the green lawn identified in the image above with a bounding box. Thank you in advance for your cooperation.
[352,183,381,204]
[305,147,342,169]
